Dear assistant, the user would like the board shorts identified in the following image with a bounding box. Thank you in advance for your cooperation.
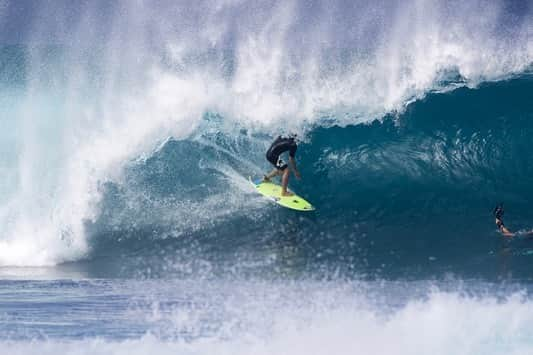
[267,153,288,171]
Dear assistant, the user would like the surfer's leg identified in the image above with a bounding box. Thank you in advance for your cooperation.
[263,168,280,182]
[281,168,293,196]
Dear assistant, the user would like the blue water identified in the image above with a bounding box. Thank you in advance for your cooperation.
[84,76,533,281]
[1,0,533,353]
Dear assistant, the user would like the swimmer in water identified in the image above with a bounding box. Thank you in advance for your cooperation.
[493,203,533,237]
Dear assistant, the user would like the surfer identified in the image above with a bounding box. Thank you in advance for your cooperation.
[263,134,301,196]
[493,204,514,237]
[493,204,533,237]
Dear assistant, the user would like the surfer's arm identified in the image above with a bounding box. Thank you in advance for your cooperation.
[501,228,514,237]
[288,156,300,179]
[496,218,514,237]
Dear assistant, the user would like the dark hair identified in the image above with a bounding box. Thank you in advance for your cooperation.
[493,204,504,219]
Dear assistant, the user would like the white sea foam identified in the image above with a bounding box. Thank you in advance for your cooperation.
[0,287,532,355]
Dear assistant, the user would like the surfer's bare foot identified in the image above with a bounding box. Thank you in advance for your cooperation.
[281,191,293,197]
[262,175,271,183]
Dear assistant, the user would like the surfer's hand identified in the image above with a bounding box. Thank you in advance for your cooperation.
[294,170,301,179]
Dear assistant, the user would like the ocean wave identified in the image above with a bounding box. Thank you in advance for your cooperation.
[1,280,533,354]
[0,0,532,267]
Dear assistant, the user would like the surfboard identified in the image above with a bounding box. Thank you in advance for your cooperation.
[249,177,315,211]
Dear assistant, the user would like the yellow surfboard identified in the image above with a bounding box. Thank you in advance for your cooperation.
[249,177,315,211]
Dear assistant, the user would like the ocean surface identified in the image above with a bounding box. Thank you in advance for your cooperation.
[1,0,533,353]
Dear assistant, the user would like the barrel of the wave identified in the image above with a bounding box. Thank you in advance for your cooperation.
[249,177,315,211]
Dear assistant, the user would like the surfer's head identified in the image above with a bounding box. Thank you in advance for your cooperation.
[288,133,298,142]
[493,203,504,220]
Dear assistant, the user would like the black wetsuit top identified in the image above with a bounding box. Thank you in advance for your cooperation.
[266,136,297,170]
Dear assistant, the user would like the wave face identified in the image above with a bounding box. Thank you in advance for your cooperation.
[0,0,532,271]
[85,76,533,280]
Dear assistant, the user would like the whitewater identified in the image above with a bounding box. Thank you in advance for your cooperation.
[1,0,533,353]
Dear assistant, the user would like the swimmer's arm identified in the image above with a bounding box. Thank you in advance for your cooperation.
[501,228,515,237]
[496,218,514,237]
[500,225,514,237]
